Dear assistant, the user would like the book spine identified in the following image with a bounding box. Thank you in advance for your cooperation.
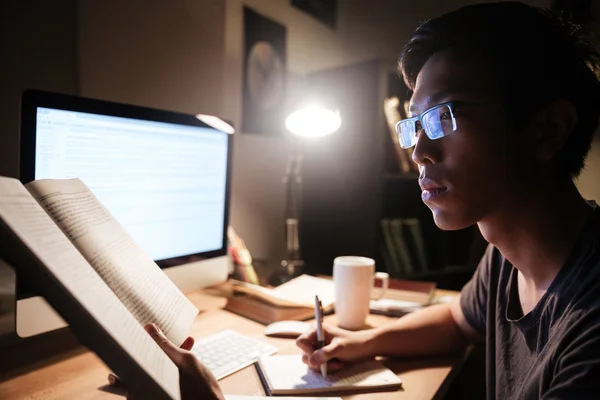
[389,219,414,275]
[403,218,429,272]
[380,219,402,276]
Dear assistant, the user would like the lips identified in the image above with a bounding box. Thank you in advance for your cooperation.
[419,177,448,202]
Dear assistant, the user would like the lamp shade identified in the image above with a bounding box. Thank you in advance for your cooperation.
[285,106,341,137]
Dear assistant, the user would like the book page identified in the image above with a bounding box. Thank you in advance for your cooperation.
[271,275,335,308]
[257,355,401,395]
[0,177,179,399]
[26,178,198,345]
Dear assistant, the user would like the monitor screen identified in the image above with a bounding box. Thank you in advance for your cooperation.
[19,90,232,297]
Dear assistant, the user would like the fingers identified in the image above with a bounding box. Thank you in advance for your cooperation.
[309,340,344,367]
[296,327,318,354]
[301,353,345,373]
[296,324,347,354]
[300,339,345,368]
[180,336,195,351]
[145,323,185,364]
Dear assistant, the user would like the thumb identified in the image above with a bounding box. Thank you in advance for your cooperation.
[145,323,184,363]
[309,340,344,366]
[180,336,195,351]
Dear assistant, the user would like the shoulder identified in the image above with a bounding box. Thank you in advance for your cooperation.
[552,298,600,359]
[545,306,600,398]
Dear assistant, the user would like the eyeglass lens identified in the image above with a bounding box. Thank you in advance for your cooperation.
[397,103,456,148]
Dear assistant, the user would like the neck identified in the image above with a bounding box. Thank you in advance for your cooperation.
[478,177,592,290]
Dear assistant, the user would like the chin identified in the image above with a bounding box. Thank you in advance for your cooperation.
[430,206,477,231]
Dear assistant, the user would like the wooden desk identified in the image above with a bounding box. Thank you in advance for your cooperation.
[0,290,466,400]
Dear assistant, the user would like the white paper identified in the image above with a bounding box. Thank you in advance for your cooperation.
[26,178,198,345]
[258,354,401,395]
[0,177,180,399]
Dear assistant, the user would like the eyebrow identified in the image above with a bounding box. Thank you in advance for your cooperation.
[408,90,461,115]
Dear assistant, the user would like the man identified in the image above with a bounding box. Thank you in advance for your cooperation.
[144,2,600,399]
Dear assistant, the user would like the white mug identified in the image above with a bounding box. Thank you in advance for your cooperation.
[333,256,389,330]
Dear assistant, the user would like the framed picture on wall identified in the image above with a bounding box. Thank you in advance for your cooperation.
[243,8,287,134]
[292,0,337,28]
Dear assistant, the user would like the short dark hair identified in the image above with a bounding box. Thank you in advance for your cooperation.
[398,1,600,178]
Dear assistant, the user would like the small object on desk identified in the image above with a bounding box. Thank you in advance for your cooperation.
[263,320,311,338]
[369,298,424,317]
[228,226,253,266]
[228,226,260,285]
[314,295,327,378]
[191,330,278,380]
[107,372,127,390]
[255,354,402,396]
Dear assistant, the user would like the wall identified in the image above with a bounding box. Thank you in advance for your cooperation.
[578,136,600,201]
[0,1,78,178]
[78,0,226,116]
[575,0,600,201]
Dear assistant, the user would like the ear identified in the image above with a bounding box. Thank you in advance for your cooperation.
[533,99,578,162]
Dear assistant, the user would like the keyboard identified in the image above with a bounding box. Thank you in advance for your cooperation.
[191,330,278,380]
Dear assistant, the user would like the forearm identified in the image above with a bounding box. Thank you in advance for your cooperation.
[366,302,471,358]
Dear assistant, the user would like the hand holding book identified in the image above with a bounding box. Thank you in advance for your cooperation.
[138,324,224,400]
[0,177,199,399]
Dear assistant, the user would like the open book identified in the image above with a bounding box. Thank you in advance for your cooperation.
[0,177,200,400]
[256,355,402,395]
[225,275,336,324]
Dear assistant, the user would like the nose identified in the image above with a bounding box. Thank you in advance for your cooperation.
[411,130,441,166]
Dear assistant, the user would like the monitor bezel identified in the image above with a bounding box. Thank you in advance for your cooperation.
[19,89,233,295]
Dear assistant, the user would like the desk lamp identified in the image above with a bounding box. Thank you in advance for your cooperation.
[277,105,341,282]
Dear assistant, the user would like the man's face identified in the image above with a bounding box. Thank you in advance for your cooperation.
[409,49,526,230]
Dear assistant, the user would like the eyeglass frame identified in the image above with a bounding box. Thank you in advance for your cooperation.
[394,101,458,149]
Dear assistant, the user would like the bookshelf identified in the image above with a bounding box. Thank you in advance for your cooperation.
[299,60,485,290]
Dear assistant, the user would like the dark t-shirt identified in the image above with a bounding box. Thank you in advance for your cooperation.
[461,204,600,399]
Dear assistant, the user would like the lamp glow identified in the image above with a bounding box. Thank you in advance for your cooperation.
[285,106,341,137]
[196,114,235,134]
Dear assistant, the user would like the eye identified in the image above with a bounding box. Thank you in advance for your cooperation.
[415,121,424,136]
[440,111,452,120]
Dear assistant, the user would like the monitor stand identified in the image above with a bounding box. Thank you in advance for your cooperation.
[0,258,17,345]
[0,258,68,340]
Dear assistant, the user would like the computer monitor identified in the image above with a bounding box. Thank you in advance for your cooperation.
[14,90,233,338]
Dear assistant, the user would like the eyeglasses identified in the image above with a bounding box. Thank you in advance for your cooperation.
[395,101,458,149]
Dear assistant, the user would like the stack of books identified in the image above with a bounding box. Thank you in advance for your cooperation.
[380,217,429,277]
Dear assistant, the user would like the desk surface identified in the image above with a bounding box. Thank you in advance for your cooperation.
[0,289,465,400]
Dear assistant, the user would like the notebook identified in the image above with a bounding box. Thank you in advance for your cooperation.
[255,355,402,395]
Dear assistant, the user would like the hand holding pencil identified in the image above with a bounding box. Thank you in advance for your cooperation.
[297,299,375,375]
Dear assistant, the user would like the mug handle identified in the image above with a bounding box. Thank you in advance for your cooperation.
[372,272,389,301]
